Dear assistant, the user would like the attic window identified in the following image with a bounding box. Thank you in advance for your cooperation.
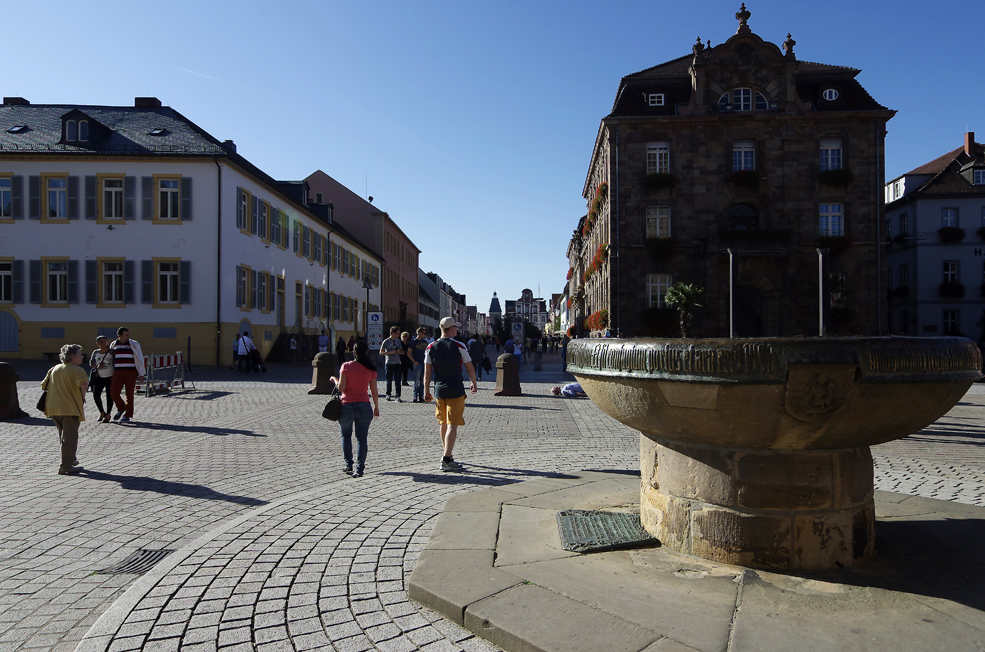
[148,128,168,136]
[974,169,985,185]
[6,125,28,134]
[78,120,88,141]
[648,93,665,107]
[718,88,769,111]
[822,89,839,101]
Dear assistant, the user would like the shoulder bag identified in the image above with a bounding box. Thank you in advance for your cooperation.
[322,389,342,421]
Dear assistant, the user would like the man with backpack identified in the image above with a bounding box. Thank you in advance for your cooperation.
[424,317,478,471]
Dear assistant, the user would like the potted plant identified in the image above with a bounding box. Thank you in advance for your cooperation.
[938,227,966,244]
[818,169,855,186]
[729,170,762,188]
[644,173,677,191]
[939,281,966,299]
[645,237,676,260]
[664,282,704,338]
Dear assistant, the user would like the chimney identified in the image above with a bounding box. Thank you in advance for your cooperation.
[3,97,29,106]
[134,97,162,108]
[223,140,236,153]
[966,132,976,157]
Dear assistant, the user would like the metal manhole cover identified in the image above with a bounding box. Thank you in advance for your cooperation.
[97,549,175,575]
[557,510,659,553]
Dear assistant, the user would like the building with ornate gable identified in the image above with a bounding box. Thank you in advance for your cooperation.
[569,5,894,338]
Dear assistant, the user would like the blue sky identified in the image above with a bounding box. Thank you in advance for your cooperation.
[7,0,983,316]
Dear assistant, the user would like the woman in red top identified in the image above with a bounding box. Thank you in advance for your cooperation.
[329,340,380,477]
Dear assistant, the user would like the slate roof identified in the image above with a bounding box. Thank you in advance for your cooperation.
[905,145,966,176]
[609,44,886,118]
[0,104,226,154]
[891,139,985,200]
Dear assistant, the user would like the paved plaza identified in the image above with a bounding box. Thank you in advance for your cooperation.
[2,350,985,651]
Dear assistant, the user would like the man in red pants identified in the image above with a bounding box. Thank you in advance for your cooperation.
[110,327,145,424]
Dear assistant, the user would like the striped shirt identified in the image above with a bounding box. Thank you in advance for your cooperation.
[112,340,136,369]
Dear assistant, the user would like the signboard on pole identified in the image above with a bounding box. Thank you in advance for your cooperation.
[512,322,523,337]
[367,312,384,349]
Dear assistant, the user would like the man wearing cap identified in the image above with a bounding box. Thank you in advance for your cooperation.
[424,317,478,471]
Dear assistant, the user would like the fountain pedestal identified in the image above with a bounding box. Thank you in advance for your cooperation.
[569,337,982,571]
[641,438,873,569]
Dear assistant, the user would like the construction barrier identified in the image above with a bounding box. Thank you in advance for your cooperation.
[135,352,195,397]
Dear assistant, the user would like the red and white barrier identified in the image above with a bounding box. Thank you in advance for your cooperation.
[135,351,194,397]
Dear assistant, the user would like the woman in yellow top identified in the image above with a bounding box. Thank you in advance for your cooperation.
[40,344,89,475]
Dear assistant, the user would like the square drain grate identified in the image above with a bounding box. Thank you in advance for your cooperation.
[97,549,175,575]
[557,510,659,553]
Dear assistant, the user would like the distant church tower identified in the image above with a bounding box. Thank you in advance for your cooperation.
[488,292,503,325]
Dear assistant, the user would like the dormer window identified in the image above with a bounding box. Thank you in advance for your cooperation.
[66,120,77,141]
[718,88,769,111]
[974,169,985,185]
[822,89,839,101]
[648,93,665,107]
[78,120,88,141]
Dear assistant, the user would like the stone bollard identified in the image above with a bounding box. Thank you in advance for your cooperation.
[494,353,521,396]
[308,352,338,395]
[533,350,542,372]
[0,362,29,420]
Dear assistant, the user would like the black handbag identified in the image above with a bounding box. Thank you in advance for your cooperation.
[322,391,342,421]
[36,391,47,412]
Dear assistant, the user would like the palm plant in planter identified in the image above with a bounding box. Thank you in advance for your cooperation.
[664,282,704,339]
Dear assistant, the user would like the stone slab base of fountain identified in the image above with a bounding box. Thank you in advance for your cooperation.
[642,438,875,571]
[409,470,985,652]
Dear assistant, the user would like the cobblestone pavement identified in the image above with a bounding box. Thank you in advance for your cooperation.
[1,353,984,651]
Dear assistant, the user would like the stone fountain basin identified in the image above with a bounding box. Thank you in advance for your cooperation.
[567,337,982,450]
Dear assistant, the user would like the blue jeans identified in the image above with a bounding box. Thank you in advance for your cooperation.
[385,365,401,398]
[339,402,372,472]
[411,363,425,400]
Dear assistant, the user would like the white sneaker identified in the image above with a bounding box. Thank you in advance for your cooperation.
[441,458,464,472]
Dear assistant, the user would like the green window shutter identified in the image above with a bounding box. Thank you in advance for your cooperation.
[124,177,136,219]
[85,176,97,219]
[141,177,153,219]
[179,261,191,303]
[29,260,41,303]
[11,260,23,303]
[28,176,40,219]
[141,260,153,303]
[123,261,134,304]
[67,177,79,219]
[85,260,97,303]
[181,177,192,220]
[67,260,79,303]
[11,176,23,218]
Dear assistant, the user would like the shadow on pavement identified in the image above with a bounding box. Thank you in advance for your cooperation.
[6,415,51,426]
[382,465,578,486]
[77,469,267,505]
[126,422,265,437]
[823,517,985,613]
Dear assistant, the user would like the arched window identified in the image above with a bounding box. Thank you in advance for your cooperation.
[718,89,769,111]
[78,120,88,141]
[727,204,759,231]
[65,120,77,141]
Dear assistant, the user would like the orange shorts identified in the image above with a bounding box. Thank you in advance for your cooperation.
[434,395,466,426]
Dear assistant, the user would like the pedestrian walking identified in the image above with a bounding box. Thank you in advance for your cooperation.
[468,335,487,381]
[237,331,257,373]
[423,317,478,472]
[410,327,429,402]
[329,340,380,478]
[110,327,145,423]
[336,336,346,366]
[41,343,89,475]
[347,336,356,359]
[380,326,404,402]
[89,336,115,423]
[400,331,413,387]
